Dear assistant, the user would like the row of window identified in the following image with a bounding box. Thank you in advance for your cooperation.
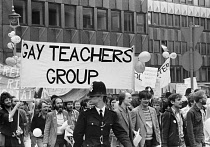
[14,0,146,33]
[149,12,210,30]
[149,40,210,55]
[170,67,210,82]
[156,0,209,7]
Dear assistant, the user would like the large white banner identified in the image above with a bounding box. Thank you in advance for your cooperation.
[157,58,171,88]
[21,40,134,89]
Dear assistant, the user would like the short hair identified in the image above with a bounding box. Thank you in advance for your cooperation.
[51,95,58,101]
[151,98,162,107]
[194,89,200,92]
[109,97,116,106]
[37,100,48,110]
[168,93,182,107]
[138,90,152,100]
[118,92,126,105]
[52,97,63,110]
[194,90,205,103]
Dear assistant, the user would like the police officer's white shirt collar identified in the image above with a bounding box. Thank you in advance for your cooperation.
[95,105,106,117]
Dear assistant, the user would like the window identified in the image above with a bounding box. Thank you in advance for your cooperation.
[174,0,180,3]
[111,11,121,31]
[31,1,44,25]
[207,44,210,55]
[168,14,173,26]
[187,0,193,5]
[181,42,187,54]
[175,42,181,54]
[97,9,107,30]
[83,7,94,29]
[194,0,198,5]
[194,17,199,25]
[180,0,186,3]
[168,41,174,53]
[208,68,210,82]
[199,0,205,6]
[65,5,76,28]
[148,13,152,25]
[161,13,166,26]
[149,40,153,52]
[201,43,206,55]
[170,67,175,82]
[201,68,207,82]
[49,3,61,26]
[207,19,210,30]
[124,12,134,32]
[14,0,27,24]
[175,15,180,27]
[201,18,205,29]
[183,69,189,79]
[154,40,160,53]
[153,13,159,25]
[182,16,187,27]
[188,16,193,26]
[136,13,145,33]
[176,67,182,82]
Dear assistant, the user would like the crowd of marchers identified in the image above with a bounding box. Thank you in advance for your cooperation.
[0,82,209,147]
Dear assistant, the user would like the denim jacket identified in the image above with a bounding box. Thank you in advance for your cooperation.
[186,104,205,147]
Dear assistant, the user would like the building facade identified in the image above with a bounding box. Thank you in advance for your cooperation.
[0,0,209,90]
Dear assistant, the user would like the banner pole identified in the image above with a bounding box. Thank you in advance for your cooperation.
[132,45,135,92]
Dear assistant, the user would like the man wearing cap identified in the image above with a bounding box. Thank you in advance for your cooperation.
[73,81,133,147]
[0,92,25,147]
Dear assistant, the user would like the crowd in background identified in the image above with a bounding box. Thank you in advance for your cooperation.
[0,86,209,147]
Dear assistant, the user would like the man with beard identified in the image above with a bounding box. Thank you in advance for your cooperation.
[43,97,68,147]
[0,92,25,147]
[113,92,134,147]
[73,81,133,147]
[131,90,160,147]
[31,100,49,147]
[186,90,207,147]
[65,101,79,147]
[161,93,187,147]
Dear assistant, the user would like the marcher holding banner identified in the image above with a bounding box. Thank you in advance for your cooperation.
[73,81,133,147]
[0,92,25,147]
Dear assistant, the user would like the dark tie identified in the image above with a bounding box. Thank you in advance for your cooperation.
[99,109,103,119]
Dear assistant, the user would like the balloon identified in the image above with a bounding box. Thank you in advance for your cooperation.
[7,42,14,49]
[162,51,170,58]
[5,57,17,67]
[135,61,145,73]
[17,58,21,63]
[170,52,177,59]
[8,31,15,37]
[138,51,151,62]
[13,56,19,60]
[33,128,42,137]
[11,35,21,44]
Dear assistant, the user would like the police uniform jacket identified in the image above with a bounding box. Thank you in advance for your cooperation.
[73,107,133,147]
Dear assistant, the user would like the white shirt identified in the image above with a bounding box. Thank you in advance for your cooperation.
[56,110,65,135]
[95,106,106,117]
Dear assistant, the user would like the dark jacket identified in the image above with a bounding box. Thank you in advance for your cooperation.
[0,108,25,136]
[73,107,133,147]
[186,104,205,147]
[161,107,188,147]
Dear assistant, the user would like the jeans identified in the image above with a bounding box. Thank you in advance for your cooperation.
[31,135,44,147]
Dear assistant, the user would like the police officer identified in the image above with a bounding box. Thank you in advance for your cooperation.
[73,81,133,147]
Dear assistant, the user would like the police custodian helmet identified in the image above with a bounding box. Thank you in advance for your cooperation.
[88,81,107,97]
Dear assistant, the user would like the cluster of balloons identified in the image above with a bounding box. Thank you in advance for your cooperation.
[5,56,21,67]
[162,51,177,59]
[7,31,21,50]
[135,51,151,73]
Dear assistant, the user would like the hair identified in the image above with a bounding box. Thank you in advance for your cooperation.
[37,100,48,110]
[187,93,194,107]
[118,92,126,105]
[168,93,182,107]
[0,92,13,108]
[51,95,59,101]
[151,98,162,107]
[138,90,152,100]
[52,97,63,110]
[194,90,205,103]
[194,89,200,92]
[145,86,154,95]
